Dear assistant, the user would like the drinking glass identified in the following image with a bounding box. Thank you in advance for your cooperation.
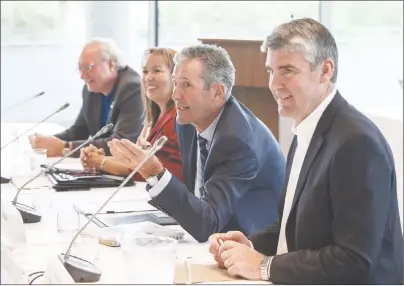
[70,231,100,265]
[120,235,177,284]
[56,206,80,237]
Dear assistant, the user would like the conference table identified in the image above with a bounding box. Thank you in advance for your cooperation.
[1,122,269,284]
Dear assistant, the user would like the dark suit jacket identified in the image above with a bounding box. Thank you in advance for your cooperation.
[148,97,286,242]
[54,66,144,157]
[249,92,404,284]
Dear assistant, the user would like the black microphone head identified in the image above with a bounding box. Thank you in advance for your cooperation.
[101,123,114,133]
[93,123,113,139]
[35,91,45,97]
[58,103,70,112]
[154,136,168,152]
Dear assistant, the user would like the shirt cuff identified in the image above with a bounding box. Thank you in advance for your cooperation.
[268,256,274,280]
[148,169,172,198]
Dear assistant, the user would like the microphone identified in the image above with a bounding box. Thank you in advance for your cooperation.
[59,136,168,283]
[11,123,114,224]
[1,91,45,114]
[1,102,70,151]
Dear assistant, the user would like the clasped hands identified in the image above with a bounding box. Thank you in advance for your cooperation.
[208,231,264,281]
[80,144,105,169]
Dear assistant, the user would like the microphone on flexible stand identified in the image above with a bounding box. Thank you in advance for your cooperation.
[59,136,168,283]
[11,123,114,224]
[1,103,70,184]
[1,103,70,151]
[1,91,45,115]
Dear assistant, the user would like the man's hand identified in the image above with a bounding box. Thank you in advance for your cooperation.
[219,241,264,280]
[108,138,163,179]
[208,231,252,269]
[28,134,64,157]
[80,145,105,169]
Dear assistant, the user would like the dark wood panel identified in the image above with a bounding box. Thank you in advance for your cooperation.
[199,38,268,88]
[199,38,279,140]
[232,86,278,139]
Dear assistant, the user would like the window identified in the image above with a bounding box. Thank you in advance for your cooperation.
[158,1,319,49]
[0,1,151,126]
[1,1,66,45]
[328,1,403,119]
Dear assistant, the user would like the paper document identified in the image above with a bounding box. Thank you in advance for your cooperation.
[11,175,52,190]
[174,260,271,284]
[52,157,84,170]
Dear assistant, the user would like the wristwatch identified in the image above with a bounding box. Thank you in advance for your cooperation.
[146,168,166,187]
[259,256,272,281]
[62,141,71,156]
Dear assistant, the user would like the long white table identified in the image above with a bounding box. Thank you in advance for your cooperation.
[1,179,214,284]
[1,122,269,284]
[1,158,270,284]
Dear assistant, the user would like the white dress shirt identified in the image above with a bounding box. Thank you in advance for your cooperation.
[276,88,337,255]
[148,109,224,198]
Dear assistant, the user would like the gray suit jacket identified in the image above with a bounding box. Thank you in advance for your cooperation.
[249,92,403,284]
[55,66,145,157]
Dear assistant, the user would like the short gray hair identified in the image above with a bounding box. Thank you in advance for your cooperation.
[261,18,338,83]
[85,37,125,69]
[173,44,235,101]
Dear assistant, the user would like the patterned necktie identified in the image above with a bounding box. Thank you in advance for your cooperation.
[198,135,209,183]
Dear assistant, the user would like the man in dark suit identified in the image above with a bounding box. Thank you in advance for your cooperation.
[108,44,286,243]
[208,18,403,284]
[29,38,144,157]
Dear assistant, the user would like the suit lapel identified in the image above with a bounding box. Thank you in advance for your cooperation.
[290,134,324,210]
[290,92,346,212]
[278,136,298,218]
[91,94,102,132]
[182,125,197,193]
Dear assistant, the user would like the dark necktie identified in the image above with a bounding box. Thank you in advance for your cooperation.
[198,135,209,184]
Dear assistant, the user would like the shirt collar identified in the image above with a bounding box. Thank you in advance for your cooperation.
[198,108,224,147]
[292,88,337,145]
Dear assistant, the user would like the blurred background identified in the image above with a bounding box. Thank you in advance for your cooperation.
[1,1,402,125]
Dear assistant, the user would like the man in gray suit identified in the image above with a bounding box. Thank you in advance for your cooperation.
[29,38,144,157]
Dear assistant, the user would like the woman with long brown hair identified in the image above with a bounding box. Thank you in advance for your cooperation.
[80,48,183,182]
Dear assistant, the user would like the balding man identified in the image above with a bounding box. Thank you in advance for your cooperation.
[29,38,145,157]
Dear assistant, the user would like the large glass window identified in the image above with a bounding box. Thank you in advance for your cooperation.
[158,1,319,49]
[1,1,151,126]
[328,1,403,119]
[1,1,67,44]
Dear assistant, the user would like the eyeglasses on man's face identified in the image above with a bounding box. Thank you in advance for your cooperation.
[78,58,108,73]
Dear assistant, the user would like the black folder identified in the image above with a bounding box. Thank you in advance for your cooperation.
[42,165,134,191]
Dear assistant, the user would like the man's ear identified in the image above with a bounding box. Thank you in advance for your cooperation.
[320,58,334,83]
[109,59,117,70]
[212,83,225,101]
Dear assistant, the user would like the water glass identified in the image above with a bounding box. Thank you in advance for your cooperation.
[70,232,100,265]
[56,207,80,236]
[120,235,177,284]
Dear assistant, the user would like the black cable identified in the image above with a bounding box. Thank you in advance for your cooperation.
[28,271,44,277]
[29,273,44,284]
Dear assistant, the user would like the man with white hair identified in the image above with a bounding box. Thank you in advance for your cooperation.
[29,38,144,157]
